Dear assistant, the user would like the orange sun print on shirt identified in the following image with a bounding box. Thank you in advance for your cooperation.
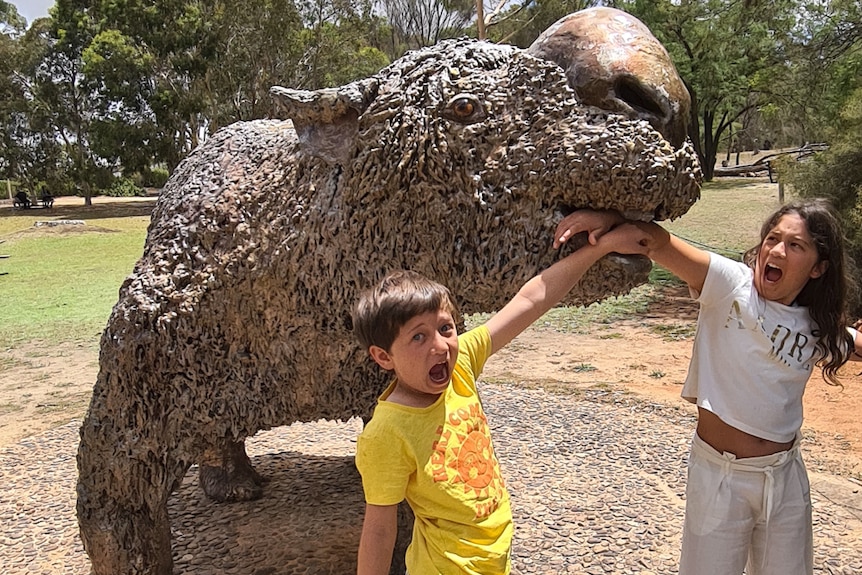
[451,422,496,494]
[430,402,506,518]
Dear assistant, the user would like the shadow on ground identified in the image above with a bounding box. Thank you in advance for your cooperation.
[168,452,410,574]
[1,198,157,221]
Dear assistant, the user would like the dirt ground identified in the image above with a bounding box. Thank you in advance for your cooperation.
[2,283,861,481]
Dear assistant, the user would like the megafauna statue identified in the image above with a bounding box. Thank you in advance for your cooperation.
[77,7,701,574]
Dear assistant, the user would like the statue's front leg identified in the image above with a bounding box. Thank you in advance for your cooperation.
[77,417,180,575]
[78,495,173,575]
[199,438,269,502]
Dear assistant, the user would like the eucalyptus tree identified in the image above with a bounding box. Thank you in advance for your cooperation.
[0,1,23,29]
[781,1,862,310]
[56,0,221,173]
[199,0,305,128]
[293,0,390,88]
[51,0,391,180]
[23,3,108,203]
[0,2,28,189]
[1,3,70,198]
[773,0,862,143]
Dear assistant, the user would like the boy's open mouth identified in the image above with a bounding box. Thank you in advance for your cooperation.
[765,263,783,283]
[429,362,449,384]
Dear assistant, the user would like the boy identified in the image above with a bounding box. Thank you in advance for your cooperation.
[352,228,647,575]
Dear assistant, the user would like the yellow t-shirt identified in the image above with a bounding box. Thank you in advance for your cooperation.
[356,325,513,575]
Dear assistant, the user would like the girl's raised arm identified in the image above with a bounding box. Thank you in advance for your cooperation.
[633,222,710,294]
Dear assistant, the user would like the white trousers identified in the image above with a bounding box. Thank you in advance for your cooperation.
[679,432,812,575]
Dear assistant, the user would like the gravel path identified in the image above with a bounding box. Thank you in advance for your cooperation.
[2,385,860,574]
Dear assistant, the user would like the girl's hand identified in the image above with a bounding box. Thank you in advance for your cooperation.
[597,223,652,256]
[554,210,624,249]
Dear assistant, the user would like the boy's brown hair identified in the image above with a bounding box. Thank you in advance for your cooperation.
[353,270,459,352]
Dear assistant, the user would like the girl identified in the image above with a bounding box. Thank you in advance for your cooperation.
[554,198,859,575]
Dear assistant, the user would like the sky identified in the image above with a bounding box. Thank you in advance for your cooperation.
[15,0,54,25]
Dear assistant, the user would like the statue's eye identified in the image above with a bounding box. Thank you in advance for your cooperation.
[443,94,485,124]
[453,98,474,117]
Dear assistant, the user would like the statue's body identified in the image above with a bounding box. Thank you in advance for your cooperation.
[77,8,701,574]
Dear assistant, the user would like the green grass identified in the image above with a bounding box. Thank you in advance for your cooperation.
[650,323,697,341]
[663,179,786,258]
[0,201,152,347]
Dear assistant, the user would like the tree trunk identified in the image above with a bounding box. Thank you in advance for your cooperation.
[701,109,716,181]
[476,0,486,40]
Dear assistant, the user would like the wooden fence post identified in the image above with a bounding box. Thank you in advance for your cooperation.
[0,239,8,276]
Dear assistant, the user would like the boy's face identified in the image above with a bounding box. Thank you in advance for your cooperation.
[369,308,459,401]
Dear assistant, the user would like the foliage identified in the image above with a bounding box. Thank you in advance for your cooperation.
[142,167,170,188]
[750,0,862,147]
[0,0,24,29]
[784,87,862,315]
[294,0,391,88]
[377,0,474,54]
[776,0,862,315]
[51,0,391,174]
[106,176,145,197]
[2,0,393,202]
[30,1,108,205]
[4,0,860,203]
[0,15,68,195]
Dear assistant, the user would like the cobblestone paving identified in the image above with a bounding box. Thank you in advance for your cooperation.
[2,385,860,574]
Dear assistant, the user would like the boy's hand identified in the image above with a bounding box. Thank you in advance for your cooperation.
[554,210,624,249]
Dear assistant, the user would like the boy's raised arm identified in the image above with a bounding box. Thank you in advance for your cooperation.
[486,223,649,354]
[356,503,399,575]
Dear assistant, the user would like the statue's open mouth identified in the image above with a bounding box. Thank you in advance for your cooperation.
[553,205,656,274]
[557,205,661,223]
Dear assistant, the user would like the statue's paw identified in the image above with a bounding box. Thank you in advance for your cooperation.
[223,477,265,502]
[199,463,266,502]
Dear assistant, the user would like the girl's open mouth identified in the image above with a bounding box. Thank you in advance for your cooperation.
[765,263,783,283]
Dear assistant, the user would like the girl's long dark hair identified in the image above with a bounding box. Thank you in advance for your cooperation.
[743,198,854,385]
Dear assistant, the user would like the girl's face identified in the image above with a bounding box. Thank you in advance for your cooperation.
[753,213,827,305]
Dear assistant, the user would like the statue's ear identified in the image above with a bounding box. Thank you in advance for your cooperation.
[270,79,379,165]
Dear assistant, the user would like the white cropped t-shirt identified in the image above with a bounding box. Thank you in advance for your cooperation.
[682,253,821,443]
